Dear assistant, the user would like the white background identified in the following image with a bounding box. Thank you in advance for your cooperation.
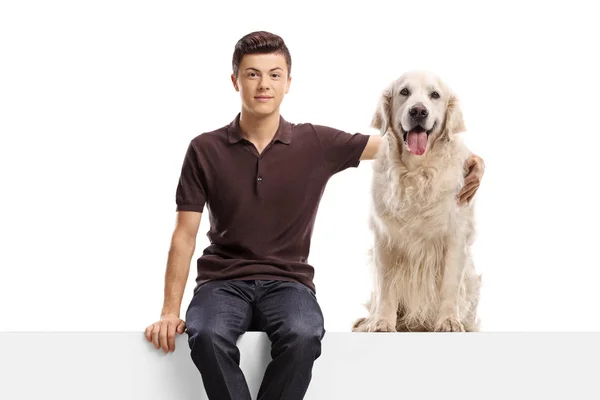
[1,0,599,333]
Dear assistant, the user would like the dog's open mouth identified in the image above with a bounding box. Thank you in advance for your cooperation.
[401,123,435,156]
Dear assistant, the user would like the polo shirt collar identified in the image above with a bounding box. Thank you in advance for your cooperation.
[227,113,292,145]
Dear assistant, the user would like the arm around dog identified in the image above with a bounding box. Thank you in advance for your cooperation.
[359,134,485,204]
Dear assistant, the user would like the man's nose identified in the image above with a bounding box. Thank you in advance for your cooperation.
[257,76,271,90]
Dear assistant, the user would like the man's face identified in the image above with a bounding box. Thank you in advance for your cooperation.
[231,53,291,117]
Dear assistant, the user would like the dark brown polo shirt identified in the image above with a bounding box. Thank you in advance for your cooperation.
[175,113,370,294]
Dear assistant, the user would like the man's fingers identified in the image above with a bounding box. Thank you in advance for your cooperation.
[464,172,477,185]
[465,164,482,184]
[151,324,161,350]
[466,190,477,204]
[458,183,478,203]
[460,186,478,204]
[458,181,478,199]
[177,320,186,334]
[462,185,477,201]
[160,322,170,353]
[465,156,477,169]
[145,319,185,353]
[167,323,177,352]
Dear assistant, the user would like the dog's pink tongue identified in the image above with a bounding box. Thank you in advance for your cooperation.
[407,131,427,155]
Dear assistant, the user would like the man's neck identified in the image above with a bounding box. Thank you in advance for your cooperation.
[238,109,281,149]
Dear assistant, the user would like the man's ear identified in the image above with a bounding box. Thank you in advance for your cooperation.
[443,93,466,137]
[371,84,393,136]
[231,74,239,92]
[285,75,292,94]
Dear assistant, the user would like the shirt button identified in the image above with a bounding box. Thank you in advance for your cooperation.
[257,177,262,182]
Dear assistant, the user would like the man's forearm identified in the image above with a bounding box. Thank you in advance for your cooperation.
[161,234,195,318]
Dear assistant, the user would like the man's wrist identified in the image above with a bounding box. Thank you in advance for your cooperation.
[161,307,180,318]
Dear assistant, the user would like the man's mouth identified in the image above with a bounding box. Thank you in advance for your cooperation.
[401,122,436,156]
[255,96,273,101]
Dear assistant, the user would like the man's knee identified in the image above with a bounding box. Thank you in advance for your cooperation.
[186,319,233,353]
[295,319,325,342]
[279,316,325,355]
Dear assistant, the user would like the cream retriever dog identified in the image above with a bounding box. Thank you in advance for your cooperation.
[353,70,481,333]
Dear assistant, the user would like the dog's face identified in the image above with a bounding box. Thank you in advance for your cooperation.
[372,71,465,156]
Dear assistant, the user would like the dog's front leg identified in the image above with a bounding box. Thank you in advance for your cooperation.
[353,244,398,332]
[371,263,399,332]
[435,239,466,332]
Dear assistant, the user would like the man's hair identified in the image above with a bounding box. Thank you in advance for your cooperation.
[232,31,292,78]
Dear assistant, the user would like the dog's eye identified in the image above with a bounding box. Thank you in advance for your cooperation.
[430,91,440,99]
[400,88,410,96]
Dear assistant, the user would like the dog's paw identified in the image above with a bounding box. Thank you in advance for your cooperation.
[352,317,396,332]
[435,317,465,332]
[352,317,367,331]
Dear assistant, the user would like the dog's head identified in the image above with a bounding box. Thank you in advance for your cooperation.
[372,70,466,156]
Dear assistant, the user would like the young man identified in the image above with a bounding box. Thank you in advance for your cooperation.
[145,31,485,399]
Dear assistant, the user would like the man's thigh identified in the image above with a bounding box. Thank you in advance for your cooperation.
[254,280,325,340]
[185,280,254,339]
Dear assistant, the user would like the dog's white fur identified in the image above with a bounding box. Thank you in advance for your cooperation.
[353,70,481,332]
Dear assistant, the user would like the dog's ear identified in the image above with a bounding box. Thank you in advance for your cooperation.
[371,84,393,136]
[443,93,466,136]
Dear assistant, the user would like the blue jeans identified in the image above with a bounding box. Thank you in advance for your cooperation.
[184,279,326,400]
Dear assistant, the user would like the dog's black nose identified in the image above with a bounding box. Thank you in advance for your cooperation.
[409,104,428,119]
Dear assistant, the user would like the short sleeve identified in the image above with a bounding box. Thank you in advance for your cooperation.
[175,141,208,213]
[313,125,370,174]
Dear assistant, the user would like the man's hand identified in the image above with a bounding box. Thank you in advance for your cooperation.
[458,154,485,205]
[145,314,187,354]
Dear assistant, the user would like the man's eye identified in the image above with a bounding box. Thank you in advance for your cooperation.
[400,88,410,96]
[272,73,280,78]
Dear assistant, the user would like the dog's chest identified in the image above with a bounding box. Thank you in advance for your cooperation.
[376,162,464,235]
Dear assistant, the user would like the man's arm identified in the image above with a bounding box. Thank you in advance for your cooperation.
[145,210,202,353]
[359,134,485,205]
[359,135,383,161]
[161,211,202,316]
